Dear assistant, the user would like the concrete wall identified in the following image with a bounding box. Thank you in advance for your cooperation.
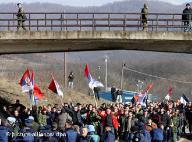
[0,31,192,54]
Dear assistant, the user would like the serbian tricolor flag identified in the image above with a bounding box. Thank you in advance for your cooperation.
[48,77,63,97]
[132,83,154,105]
[84,64,93,81]
[19,69,31,93]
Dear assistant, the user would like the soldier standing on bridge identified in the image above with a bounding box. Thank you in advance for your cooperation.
[16,3,27,31]
[141,3,148,31]
[182,3,192,32]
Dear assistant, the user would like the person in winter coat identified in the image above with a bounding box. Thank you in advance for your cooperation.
[152,123,164,142]
[65,119,79,142]
[55,108,72,131]
[65,105,86,127]
[170,112,179,142]
[87,125,100,142]
[0,119,8,142]
[182,3,192,31]
[102,126,115,142]
[141,3,148,31]
[77,127,89,142]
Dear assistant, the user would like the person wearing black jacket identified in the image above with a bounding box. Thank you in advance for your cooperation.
[182,3,192,32]
[64,104,89,127]
[111,86,117,102]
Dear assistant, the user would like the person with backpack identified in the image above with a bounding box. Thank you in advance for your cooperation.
[87,125,100,142]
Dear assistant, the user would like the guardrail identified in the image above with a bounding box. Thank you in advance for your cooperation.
[0,12,190,31]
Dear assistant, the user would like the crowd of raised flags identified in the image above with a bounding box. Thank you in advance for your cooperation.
[19,65,190,106]
[19,69,64,105]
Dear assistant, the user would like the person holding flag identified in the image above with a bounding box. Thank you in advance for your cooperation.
[19,69,44,107]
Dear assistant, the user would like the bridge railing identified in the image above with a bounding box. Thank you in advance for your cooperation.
[0,12,189,31]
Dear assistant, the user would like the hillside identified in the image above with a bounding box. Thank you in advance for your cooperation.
[0,77,109,116]
[0,0,192,103]
[0,0,188,13]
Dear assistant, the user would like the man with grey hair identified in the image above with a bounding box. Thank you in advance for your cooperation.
[16,3,27,31]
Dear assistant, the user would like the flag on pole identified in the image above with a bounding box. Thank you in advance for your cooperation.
[84,64,104,90]
[143,83,154,94]
[168,87,173,96]
[165,87,173,100]
[30,71,34,90]
[165,94,170,101]
[88,80,104,90]
[84,64,93,81]
[180,94,189,105]
[19,69,31,93]
[34,84,44,99]
[48,77,64,97]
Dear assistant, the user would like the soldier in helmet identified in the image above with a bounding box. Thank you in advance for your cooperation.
[141,3,148,31]
[17,3,27,31]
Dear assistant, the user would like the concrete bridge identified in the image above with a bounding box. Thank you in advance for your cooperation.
[0,12,192,54]
[0,31,192,54]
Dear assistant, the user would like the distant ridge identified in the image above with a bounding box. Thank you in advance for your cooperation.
[0,0,189,13]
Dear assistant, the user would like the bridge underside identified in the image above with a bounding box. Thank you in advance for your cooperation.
[0,31,192,54]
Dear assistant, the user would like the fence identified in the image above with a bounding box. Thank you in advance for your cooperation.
[0,12,189,31]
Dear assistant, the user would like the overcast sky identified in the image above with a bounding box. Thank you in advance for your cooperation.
[0,0,191,7]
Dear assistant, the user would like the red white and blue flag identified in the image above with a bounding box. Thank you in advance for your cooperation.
[19,69,32,93]
[84,64,93,81]
[20,69,44,103]
[48,76,63,97]
[133,83,154,105]
[84,64,104,90]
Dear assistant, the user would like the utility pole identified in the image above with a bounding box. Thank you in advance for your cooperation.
[64,52,67,88]
[120,63,126,90]
[105,56,108,91]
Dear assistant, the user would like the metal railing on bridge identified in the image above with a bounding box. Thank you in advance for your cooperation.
[0,12,189,31]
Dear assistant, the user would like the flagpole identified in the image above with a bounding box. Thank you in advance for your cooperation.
[93,89,98,107]
[120,63,126,90]
[64,52,67,88]
[105,56,108,91]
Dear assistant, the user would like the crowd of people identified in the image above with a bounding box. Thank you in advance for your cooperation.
[0,98,192,142]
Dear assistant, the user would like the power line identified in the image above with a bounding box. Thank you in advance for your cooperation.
[124,66,192,84]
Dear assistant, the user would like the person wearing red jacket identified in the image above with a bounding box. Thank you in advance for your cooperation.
[98,107,119,135]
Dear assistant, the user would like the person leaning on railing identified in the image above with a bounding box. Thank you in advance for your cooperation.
[16,3,27,31]
[182,3,192,32]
